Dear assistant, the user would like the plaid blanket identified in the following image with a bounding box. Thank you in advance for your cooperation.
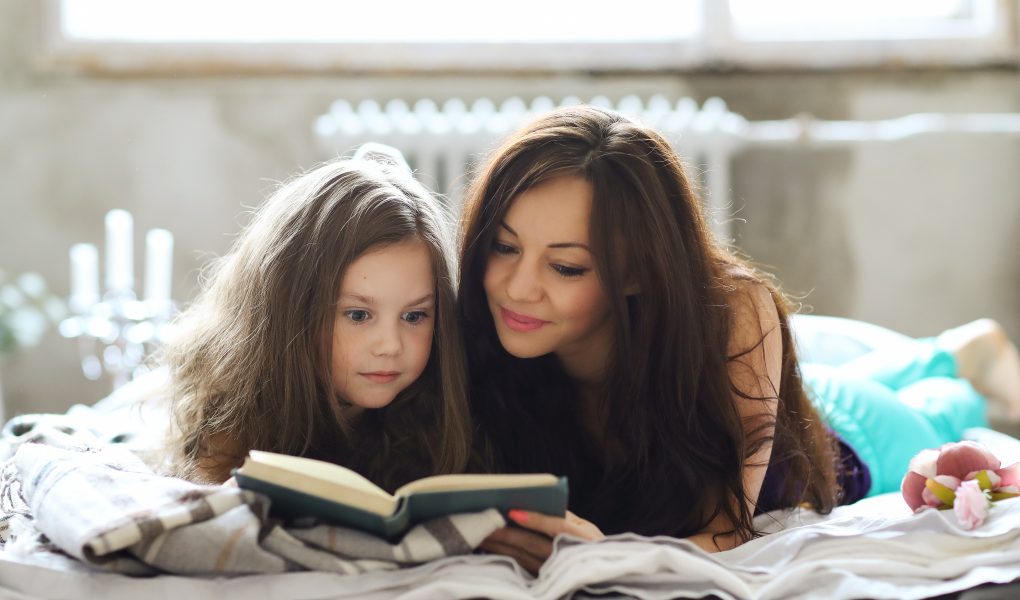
[0,416,504,576]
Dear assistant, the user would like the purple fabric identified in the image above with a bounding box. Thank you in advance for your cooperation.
[756,433,872,514]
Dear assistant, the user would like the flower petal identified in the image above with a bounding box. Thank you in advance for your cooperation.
[936,441,1000,479]
[902,471,928,511]
[908,449,940,479]
[954,479,990,530]
[995,463,1020,488]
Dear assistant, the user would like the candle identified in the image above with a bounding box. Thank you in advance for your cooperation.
[143,228,174,306]
[69,243,99,312]
[105,209,133,294]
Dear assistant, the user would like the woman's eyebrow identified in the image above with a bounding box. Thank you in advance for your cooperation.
[499,221,592,252]
[548,241,592,251]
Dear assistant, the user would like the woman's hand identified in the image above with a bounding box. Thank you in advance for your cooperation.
[479,510,604,575]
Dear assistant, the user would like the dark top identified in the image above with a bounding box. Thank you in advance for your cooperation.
[756,431,872,514]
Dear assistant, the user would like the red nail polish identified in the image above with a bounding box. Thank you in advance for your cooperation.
[508,509,529,524]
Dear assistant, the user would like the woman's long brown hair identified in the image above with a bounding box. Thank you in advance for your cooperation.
[167,155,471,490]
[458,107,838,539]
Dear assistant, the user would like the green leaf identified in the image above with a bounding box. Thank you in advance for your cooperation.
[925,478,957,507]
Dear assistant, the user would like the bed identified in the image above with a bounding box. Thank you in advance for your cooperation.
[2,315,1020,600]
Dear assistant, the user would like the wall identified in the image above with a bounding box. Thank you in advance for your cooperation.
[1,0,1018,418]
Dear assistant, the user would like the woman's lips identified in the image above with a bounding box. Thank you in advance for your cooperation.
[501,307,549,332]
[361,371,400,383]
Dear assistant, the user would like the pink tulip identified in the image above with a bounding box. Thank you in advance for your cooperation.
[954,479,990,530]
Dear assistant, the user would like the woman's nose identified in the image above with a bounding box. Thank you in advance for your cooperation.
[504,259,543,303]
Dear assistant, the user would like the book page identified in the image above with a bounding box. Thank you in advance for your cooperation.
[241,451,397,515]
[395,473,558,498]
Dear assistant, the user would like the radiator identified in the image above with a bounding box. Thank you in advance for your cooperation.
[313,95,1020,241]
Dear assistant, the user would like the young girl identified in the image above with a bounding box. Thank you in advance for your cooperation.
[166,144,471,491]
[456,106,1020,571]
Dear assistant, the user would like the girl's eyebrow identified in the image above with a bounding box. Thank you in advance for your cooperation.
[341,293,374,304]
[499,221,592,252]
[341,293,435,307]
[405,293,435,307]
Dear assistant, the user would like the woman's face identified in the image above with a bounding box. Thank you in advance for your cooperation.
[483,176,614,377]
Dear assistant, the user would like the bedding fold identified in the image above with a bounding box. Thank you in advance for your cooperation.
[2,430,504,576]
[5,418,1020,599]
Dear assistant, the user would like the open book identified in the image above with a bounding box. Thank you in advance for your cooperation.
[234,450,568,540]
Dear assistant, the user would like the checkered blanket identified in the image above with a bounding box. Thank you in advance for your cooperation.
[0,417,504,576]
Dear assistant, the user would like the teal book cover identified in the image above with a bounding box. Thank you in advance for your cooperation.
[236,472,568,541]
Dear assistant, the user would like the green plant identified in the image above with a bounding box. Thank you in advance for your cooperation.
[0,271,67,357]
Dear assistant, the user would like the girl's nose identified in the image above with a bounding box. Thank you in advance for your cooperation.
[371,322,402,357]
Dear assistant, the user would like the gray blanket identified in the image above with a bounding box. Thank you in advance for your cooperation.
[0,420,504,576]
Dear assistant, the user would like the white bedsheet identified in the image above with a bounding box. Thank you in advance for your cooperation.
[4,376,1020,600]
[3,491,1020,600]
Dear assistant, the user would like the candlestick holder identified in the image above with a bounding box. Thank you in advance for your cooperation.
[59,293,177,390]
[62,210,177,391]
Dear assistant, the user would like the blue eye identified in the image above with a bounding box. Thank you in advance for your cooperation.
[552,264,588,278]
[402,310,429,325]
[345,309,370,323]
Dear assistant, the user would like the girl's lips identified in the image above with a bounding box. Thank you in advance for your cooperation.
[361,371,400,384]
[501,307,549,332]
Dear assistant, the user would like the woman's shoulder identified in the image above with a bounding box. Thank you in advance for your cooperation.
[725,277,778,322]
[723,277,782,360]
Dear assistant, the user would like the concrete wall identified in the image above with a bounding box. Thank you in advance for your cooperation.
[1,0,1018,418]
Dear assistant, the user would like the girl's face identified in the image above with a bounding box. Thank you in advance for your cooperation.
[483,176,614,379]
[331,238,435,409]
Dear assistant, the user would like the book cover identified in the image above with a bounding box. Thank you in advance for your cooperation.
[234,452,568,540]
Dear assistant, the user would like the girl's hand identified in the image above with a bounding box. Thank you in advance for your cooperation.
[479,510,604,575]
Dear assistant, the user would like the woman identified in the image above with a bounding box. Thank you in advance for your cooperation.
[457,106,1020,572]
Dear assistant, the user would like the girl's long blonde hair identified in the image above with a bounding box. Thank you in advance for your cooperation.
[167,152,471,489]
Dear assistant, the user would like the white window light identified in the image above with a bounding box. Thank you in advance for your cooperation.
[45,0,1016,72]
[729,0,997,41]
[58,0,700,43]
[720,0,1012,69]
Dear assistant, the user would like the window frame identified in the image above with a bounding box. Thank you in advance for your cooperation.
[40,0,1020,74]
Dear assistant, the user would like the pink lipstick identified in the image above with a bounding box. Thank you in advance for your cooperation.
[501,307,548,332]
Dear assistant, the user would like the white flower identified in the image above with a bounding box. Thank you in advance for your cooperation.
[955,479,992,530]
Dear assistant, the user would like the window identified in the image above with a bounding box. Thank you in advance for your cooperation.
[730,0,997,40]
[722,0,1013,68]
[44,0,1017,73]
[59,0,701,43]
